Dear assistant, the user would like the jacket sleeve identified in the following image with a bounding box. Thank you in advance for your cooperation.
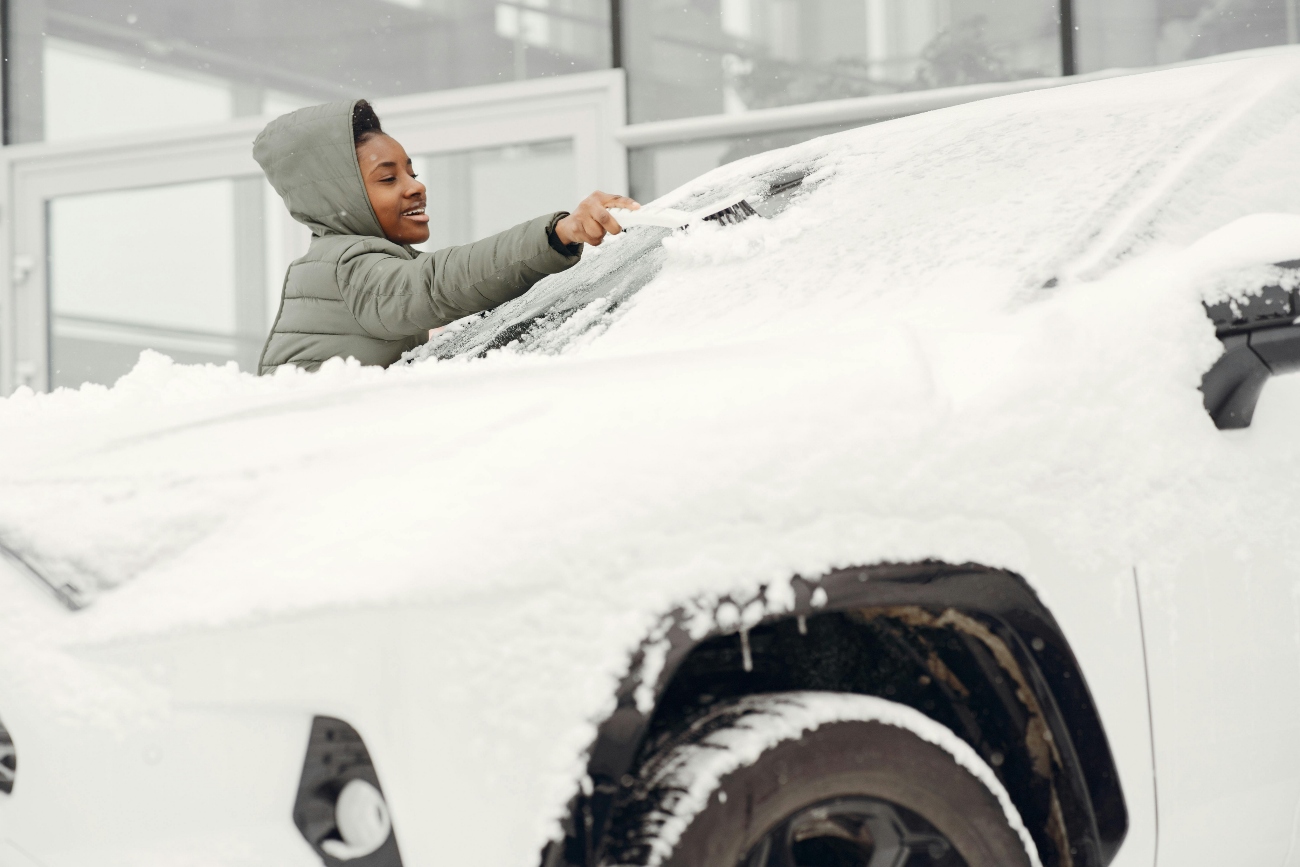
[334,212,581,340]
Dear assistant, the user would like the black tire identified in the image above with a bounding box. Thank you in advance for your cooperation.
[600,692,1033,867]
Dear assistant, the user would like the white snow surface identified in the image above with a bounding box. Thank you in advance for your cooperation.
[3,51,1300,865]
[631,692,1041,867]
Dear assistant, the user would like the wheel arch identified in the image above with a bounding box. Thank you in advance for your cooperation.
[549,561,1127,867]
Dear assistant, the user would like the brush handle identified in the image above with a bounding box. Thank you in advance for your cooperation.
[609,207,693,230]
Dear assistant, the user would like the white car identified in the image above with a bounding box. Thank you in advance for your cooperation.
[2,48,1300,867]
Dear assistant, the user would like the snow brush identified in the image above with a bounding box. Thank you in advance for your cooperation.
[609,192,758,231]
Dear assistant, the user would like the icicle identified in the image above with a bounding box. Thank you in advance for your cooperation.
[797,615,807,635]
[740,627,753,672]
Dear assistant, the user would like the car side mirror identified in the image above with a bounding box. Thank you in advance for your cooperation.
[1202,259,1300,428]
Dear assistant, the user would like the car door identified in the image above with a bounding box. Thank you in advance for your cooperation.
[1138,275,1300,866]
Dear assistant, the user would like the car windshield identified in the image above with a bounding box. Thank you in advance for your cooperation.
[404,166,815,362]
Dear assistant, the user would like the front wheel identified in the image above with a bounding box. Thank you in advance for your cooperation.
[600,691,1037,867]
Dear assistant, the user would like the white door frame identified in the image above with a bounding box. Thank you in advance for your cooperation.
[0,69,627,394]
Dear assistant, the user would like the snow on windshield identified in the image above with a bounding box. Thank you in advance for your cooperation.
[406,53,1300,363]
[1,53,1299,611]
[404,170,812,363]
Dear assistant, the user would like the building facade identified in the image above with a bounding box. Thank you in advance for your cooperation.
[1,0,1296,392]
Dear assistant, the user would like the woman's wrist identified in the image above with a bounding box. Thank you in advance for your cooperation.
[547,212,580,255]
[552,214,576,247]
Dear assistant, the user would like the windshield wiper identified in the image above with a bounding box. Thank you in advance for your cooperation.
[0,540,84,611]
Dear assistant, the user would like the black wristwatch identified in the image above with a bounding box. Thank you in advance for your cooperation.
[546,212,582,257]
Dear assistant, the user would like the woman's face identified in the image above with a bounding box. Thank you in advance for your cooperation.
[356,133,429,244]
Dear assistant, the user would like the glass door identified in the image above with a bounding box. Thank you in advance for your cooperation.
[47,178,269,387]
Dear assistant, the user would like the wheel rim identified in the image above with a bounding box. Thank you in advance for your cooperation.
[739,796,963,867]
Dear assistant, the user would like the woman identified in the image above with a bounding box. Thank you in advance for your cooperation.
[253,99,638,373]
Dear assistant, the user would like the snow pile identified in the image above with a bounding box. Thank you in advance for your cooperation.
[0,52,1299,867]
[0,351,449,601]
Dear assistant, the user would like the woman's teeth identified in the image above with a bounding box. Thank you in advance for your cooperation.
[402,206,426,216]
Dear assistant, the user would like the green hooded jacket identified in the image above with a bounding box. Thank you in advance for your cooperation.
[253,100,581,374]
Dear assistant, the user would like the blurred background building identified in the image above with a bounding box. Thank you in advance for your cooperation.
[0,0,1296,390]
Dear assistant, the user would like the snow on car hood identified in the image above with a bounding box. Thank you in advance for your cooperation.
[4,51,1298,609]
[3,50,1300,866]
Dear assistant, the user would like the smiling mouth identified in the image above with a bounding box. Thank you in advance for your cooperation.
[402,205,426,217]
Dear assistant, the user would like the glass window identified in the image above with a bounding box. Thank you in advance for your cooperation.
[1075,0,1299,72]
[414,139,577,250]
[43,38,234,143]
[48,178,274,388]
[621,0,1064,123]
[5,0,612,143]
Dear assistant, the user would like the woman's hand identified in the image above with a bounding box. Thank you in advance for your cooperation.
[555,191,640,247]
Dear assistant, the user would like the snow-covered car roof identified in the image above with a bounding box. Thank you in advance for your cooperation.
[2,50,1300,635]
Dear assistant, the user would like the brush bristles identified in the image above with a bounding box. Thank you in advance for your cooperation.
[703,199,758,226]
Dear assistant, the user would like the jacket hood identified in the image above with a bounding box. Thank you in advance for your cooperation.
[253,100,385,238]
